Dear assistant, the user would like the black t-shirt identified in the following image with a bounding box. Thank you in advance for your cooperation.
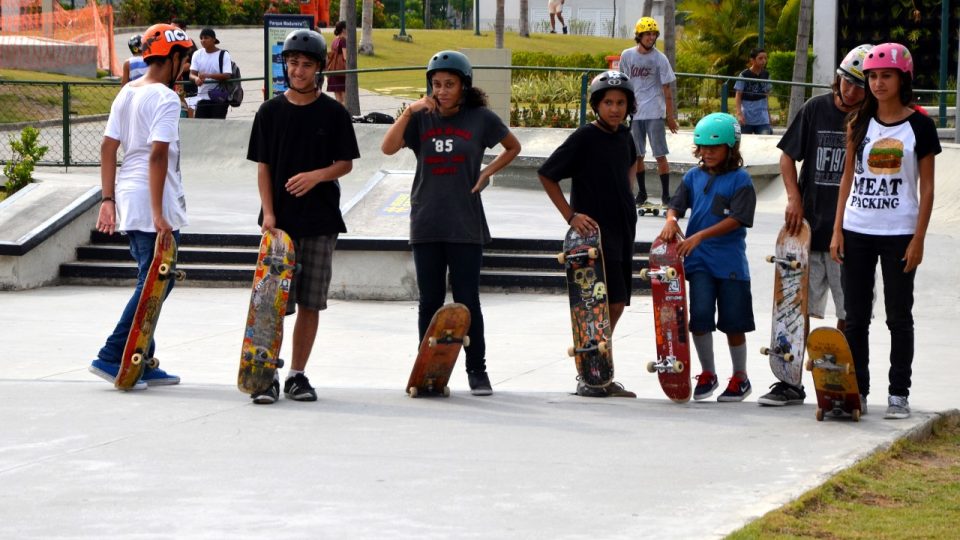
[737,68,771,101]
[247,94,360,239]
[777,93,848,251]
[538,123,638,258]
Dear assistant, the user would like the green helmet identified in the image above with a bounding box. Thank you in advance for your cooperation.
[426,50,472,95]
[694,113,740,148]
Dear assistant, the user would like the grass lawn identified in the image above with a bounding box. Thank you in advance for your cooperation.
[0,68,117,122]
[728,413,960,539]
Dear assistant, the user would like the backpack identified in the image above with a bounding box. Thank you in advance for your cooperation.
[216,50,243,107]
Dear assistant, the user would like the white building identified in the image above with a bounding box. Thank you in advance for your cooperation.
[477,0,661,39]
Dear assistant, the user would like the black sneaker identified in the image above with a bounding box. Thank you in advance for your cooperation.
[717,371,752,402]
[693,371,719,401]
[575,379,608,397]
[605,381,637,398]
[252,380,279,405]
[468,370,493,396]
[284,373,318,401]
[757,381,805,406]
[562,25,568,34]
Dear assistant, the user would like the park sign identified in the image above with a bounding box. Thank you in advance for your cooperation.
[263,14,314,98]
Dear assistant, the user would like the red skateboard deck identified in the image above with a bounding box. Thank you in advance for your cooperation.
[641,236,692,403]
[806,327,862,421]
[761,220,811,386]
[559,227,613,389]
[238,230,296,395]
[406,303,471,397]
[116,231,184,390]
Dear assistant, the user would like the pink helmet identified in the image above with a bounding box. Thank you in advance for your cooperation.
[863,42,913,79]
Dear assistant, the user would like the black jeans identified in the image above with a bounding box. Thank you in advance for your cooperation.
[195,100,229,119]
[841,230,916,398]
[412,242,486,372]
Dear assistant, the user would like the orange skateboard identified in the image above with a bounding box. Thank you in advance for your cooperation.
[806,327,861,421]
[238,230,296,395]
[559,227,613,389]
[761,220,811,386]
[406,303,471,397]
[641,235,692,402]
[116,231,185,390]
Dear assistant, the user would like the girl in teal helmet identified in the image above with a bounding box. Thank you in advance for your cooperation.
[659,111,757,403]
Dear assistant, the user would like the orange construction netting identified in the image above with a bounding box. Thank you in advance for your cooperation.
[0,0,120,77]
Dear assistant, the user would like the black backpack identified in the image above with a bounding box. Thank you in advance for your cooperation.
[217,50,243,107]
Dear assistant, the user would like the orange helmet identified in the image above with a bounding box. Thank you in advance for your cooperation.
[141,24,193,60]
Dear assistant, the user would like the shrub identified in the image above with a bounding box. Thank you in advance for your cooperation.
[3,127,49,197]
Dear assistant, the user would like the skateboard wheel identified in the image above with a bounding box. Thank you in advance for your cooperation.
[639,269,650,281]
[646,361,657,373]
[408,386,418,397]
[597,341,609,355]
[789,261,802,270]
[805,358,814,372]
[674,360,685,373]
[765,255,775,263]
[175,270,186,281]
[815,408,824,421]
[462,335,470,347]
[131,353,143,366]
[428,337,437,348]
[146,357,159,369]
[442,386,451,397]
[587,248,598,259]
[567,346,576,357]
[783,353,795,363]
[158,263,170,276]
[760,346,770,356]
[557,252,567,265]
[652,209,660,217]
[664,267,677,281]
[852,408,861,422]
[637,209,645,217]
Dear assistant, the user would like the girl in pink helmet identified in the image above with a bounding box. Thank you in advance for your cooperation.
[830,43,940,420]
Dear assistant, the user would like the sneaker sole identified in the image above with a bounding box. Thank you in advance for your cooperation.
[693,386,718,401]
[252,396,278,404]
[143,377,181,387]
[284,392,318,401]
[757,396,804,406]
[89,365,147,391]
[884,411,910,419]
[470,389,493,396]
[717,389,752,402]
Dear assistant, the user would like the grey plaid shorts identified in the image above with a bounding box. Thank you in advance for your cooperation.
[287,233,338,312]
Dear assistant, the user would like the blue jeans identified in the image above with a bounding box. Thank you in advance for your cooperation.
[96,230,180,362]
[841,230,915,398]
[412,242,486,372]
[740,123,773,135]
[687,271,755,334]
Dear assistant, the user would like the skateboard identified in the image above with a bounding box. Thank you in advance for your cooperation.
[637,201,668,217]
[238,229,296,395]
[558,227,613,389]
[640,235,692,403]
[406,303,471,397]
[806,327,861,421]
[761,220,811,387]
[116,231,185,390]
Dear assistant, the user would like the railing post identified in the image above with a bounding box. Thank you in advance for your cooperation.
[579,73,588,127]
[720,81,729,114]
[62,82,71,167]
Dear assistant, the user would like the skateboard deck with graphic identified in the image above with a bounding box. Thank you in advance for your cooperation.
[641,235,692,403]
[637,200,668,217]
[238,229,296,395]
[116,231,185,390]
[806,327,861,421]
[559,227,613,389]
[761,220,811,387]
[406,303,471,397]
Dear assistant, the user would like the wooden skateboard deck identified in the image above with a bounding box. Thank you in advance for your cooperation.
[806,327,861,421]
[762,220,811,387]
[406,303,471,397]
[238,230,296,395]
[116,231,184,390]
[637,201,668,217]
[559,227,613,389]
[642,236,692,403]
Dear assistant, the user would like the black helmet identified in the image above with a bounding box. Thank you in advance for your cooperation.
[426,50,472,96]
[588,70,636,116]
[128,34,142,55]
[281,29,326,88]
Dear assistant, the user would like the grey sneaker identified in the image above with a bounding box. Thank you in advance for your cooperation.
[605,381,637,398]
[884,395,910,419]
[575,379,607,397]
[468,370,493,396]
[860,394,868,415]
[757,382,805,406]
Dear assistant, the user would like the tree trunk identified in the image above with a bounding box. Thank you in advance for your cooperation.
[339,0,347,22]
[788,0,813,126]
[641,0,653,18]
[425,0,432,29]
[344,0,361,115]
[519,0,529,38]
[495,0,504,48]
[360,0,374,55]
[663,0,677,120]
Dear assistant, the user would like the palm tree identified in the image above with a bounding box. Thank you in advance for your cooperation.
[360,0,374,55]
[495,0,504,48]
[663,0,677,120]
[520,0,529,38]
[344,0,360,115]
[787,0,813,125]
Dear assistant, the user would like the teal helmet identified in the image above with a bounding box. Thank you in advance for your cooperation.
[694,112,741,148]
[426,50,472,95]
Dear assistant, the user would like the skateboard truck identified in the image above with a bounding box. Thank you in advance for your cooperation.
[760,346,795,362]
[557,247,598,265]
[646,355,685,374]
[765,255,803,270]
[428,331,470,348]
[567,340,609,357]
[805,354,851,374]
[639,266,678,282]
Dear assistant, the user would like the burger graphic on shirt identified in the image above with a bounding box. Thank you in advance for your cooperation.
[867,137,904,174]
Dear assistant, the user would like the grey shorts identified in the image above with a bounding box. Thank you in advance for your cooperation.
[287,233,338,313]
[630,118,670,158]
[808,251,844,319]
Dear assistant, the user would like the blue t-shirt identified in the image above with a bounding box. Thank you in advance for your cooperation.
[670,167,756,280]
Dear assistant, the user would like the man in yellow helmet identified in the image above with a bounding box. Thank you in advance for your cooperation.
[619,17,678,209]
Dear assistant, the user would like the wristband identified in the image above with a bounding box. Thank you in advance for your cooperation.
[567,212,579,224]
[102,196,115,203]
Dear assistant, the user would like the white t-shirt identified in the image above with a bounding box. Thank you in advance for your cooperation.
[618,46,676,120]
[191,48,232,100]
[104,82,188,232]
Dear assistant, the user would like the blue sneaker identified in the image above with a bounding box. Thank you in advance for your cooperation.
[718,371,752,402]
[141,361,180,386]
[693,371,719,401]
[89,359,146,390]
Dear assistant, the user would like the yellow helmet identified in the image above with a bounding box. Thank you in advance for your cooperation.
[635,17,659,35]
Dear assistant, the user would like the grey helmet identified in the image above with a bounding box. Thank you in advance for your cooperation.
[837,44,874,88]
[281,29,327,87]
[426,50,472,95]
[128,34,142,56]
[588,70,636,115]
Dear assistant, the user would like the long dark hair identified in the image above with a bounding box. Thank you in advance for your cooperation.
[334,20,346,36]
[432,69,488,108]
[693,144,744,175]
[847,70,913,150]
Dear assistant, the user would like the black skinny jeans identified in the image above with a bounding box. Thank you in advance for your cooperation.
[412,242,486,372]
[841,230,916,398]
